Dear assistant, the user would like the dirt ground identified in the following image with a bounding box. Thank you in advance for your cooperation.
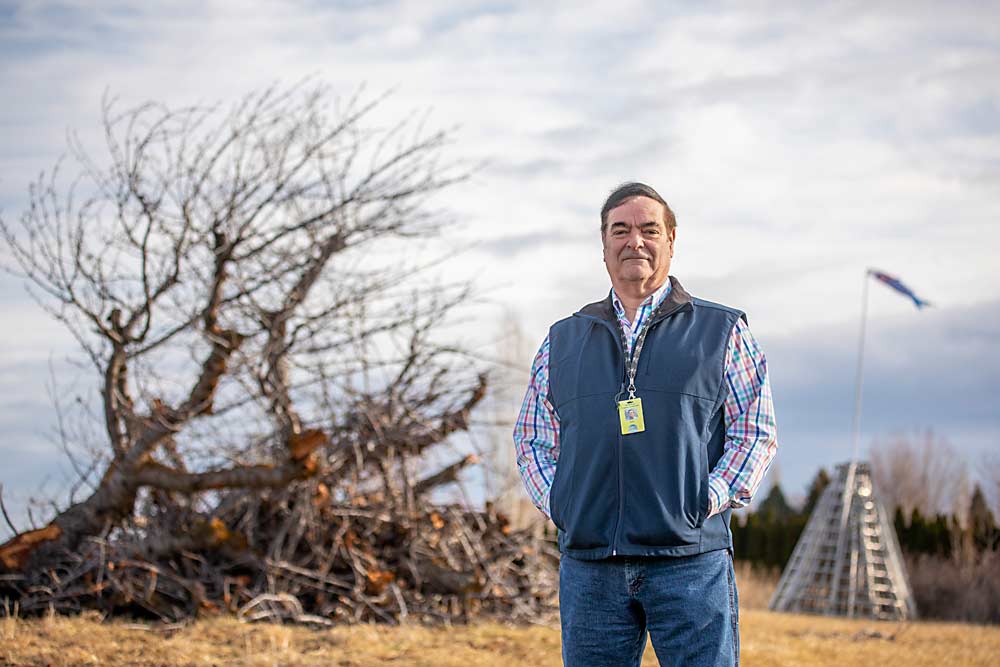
[3,608,999,667]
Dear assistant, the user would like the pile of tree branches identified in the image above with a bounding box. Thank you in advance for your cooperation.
[0,82,556,625]
[1,483,558,625]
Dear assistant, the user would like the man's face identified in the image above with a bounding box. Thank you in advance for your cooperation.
[602,196,675,290]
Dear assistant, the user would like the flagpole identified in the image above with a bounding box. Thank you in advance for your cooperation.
[829,268,870,616]
[822,267,925,616]
[850,269,871,464]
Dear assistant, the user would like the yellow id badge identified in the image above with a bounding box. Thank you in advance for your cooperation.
[617,398,645,435]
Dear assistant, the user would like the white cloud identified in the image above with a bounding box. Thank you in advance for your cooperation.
[2,0,999,511]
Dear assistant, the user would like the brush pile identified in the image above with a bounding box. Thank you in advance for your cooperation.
[0,482,558,626]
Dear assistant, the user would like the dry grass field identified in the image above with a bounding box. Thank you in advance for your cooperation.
[4,609,1000,667]
[3,566,998,666]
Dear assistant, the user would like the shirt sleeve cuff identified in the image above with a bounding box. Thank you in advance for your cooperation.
[707,475,731,518]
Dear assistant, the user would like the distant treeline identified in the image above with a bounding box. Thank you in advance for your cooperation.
[731,468,1000,568]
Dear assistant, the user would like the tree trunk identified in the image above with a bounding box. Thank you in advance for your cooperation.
[1,463,138,571]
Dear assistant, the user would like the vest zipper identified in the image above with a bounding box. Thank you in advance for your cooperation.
[613,427,624,557]
[610,323,627,557]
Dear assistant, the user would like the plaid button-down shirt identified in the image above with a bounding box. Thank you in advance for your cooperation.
[513,279,777,521]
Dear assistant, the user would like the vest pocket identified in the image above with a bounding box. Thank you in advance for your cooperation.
[695,440,710,528]
[549,457,568,531]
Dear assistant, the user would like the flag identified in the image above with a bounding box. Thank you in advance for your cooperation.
[869,269,930,309]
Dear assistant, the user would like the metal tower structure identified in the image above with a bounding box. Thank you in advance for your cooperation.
[769,461,916,620]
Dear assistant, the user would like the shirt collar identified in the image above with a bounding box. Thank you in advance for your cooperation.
[611,278,674,321]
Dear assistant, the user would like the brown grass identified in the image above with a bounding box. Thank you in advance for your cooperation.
[2,608,999,667]
[3,565,996,666]
[733,560,781,610]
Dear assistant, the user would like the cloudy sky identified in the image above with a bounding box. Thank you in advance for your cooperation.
[2,1,999,532]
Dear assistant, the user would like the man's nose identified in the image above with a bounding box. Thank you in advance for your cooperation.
[628,230,644,249]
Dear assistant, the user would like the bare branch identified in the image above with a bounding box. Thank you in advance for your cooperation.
[133,460,317,493]
[413,454,480,497]
[0,485,19,535]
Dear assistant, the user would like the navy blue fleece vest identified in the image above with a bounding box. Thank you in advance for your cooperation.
[547,278,744,560]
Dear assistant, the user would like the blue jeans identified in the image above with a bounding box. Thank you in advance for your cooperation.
[559,549,739,667]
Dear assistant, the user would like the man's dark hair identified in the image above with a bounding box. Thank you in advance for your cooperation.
[600,182,676,237]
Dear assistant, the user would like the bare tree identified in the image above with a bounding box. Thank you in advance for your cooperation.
[869,430,969,520]
[0,82,487,572]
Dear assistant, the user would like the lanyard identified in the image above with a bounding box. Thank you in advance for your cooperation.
[617,300,663,400]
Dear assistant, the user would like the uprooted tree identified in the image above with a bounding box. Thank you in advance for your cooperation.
[0,84,557,624]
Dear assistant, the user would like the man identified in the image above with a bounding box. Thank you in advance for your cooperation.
[514,182,777,666]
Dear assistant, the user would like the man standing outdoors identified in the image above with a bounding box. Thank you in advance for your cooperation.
[514,183,777,666]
